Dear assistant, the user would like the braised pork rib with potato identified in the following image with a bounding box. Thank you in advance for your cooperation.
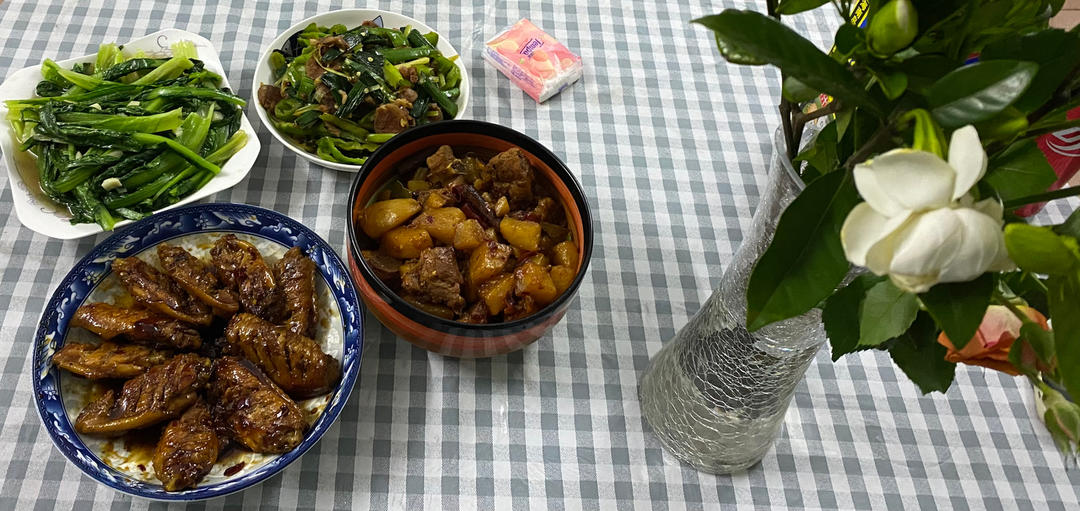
[359,145,580,323]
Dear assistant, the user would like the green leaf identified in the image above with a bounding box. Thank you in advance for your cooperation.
[776,0,830,15]
[999,271,1050,314]
[1020,322,1055,370]
[1054,208,1080,240]
[1027,117,1080,137]
[1008,336,1037,377]
[926,60,1039,128]
[858,279,920,346]
[974,107,1030,142]
[982,29,1080,113]
[1049,273,1080,401]
[1029,95,1080,132]
[889,313,956,394]
[1004,223,1080,275]
[834,107,854,141]
[872,69,908,100]
[919,274,994,350]
[694,11,883,116]
[794,121,839,175]
[984,139,1057,203]
[898,54,955,93]
[832,23,864,58]
[824,274,884,360]
[782,75,818,103]
[712,33,765,65]
[746,170,860,330]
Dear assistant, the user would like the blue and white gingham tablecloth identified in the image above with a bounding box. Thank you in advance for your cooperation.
[0,1,1078,509]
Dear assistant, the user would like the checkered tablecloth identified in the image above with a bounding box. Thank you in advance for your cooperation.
[1,1,1079,509]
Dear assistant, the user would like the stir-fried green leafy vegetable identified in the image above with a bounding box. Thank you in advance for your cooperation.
[258,20,462,165]
[5,40,248,230]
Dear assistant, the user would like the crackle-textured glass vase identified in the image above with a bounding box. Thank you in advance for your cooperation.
[639,129,825,474]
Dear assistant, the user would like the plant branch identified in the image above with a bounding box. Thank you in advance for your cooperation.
[1021,117,1080,140]
[765,0,800,161]
[844,123,894,169]
[1003,185,1080,209]
[793,100,843,124]
[1028,64,1080,124]
[994,292,1029,321]
[779,98,798,160]
[790,100,844,150]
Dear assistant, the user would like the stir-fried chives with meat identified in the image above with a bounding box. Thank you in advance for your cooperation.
[5,41,248,230]
[258,20,462,165]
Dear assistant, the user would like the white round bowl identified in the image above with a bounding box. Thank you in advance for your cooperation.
[0,29,262,239]
[252,9,470,172]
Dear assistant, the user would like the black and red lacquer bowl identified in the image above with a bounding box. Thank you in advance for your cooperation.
[346,120,593,358]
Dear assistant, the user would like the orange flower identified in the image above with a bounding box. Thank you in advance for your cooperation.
[936,305,1050,376]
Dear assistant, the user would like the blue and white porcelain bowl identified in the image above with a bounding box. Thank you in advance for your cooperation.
[32,203,363,501]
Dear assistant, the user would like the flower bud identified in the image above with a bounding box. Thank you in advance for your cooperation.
[867,0,919,56]
[1043,387,1080,453]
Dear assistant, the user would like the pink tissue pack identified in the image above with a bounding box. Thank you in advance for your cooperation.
[483,19,583,103]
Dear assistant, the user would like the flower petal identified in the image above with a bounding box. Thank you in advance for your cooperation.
[972,197,1004,223]
[936,207,1012,283]
[889,273,941,294]
[881,209,964,289]
[975,305,1023,351]
[854,149,957,216]
[948,125,988,200]
[840,202,908,267]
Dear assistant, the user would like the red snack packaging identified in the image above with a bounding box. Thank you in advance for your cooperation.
[1016,107,1080,217]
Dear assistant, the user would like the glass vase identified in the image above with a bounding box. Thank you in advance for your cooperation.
[638,128,825,474]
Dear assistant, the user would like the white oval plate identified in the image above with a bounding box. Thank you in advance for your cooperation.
[252,9,470,172]
[0,29,261,240]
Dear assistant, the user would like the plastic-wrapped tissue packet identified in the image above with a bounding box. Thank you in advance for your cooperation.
[483,19,583,103]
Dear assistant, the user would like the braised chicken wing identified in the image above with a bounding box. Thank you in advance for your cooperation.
[71,303,201,350]
[209,235,284,322]
[52,341,171,380]
[112,257,212,326]
[75,353,212,435]
[222,313,339,398]
[157,244,240,317]
[276,246,317,338]
[153,400,219,491]
[208,357,306,453]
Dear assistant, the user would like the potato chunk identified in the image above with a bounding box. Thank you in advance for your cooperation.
[551,241,578,267]
[453,219,486,252]
[410,207,466,244]
[500,217,541,252]
[514,261,557,306]
[381,227,432,259]
[550,265,576,295]
[478,273,515,315]
[467,241,512,288]
[524,253,550,267]
[361,198,421,239]
[420,189,454,211]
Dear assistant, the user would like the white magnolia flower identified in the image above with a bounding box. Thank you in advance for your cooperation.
[841,125,1014,293]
